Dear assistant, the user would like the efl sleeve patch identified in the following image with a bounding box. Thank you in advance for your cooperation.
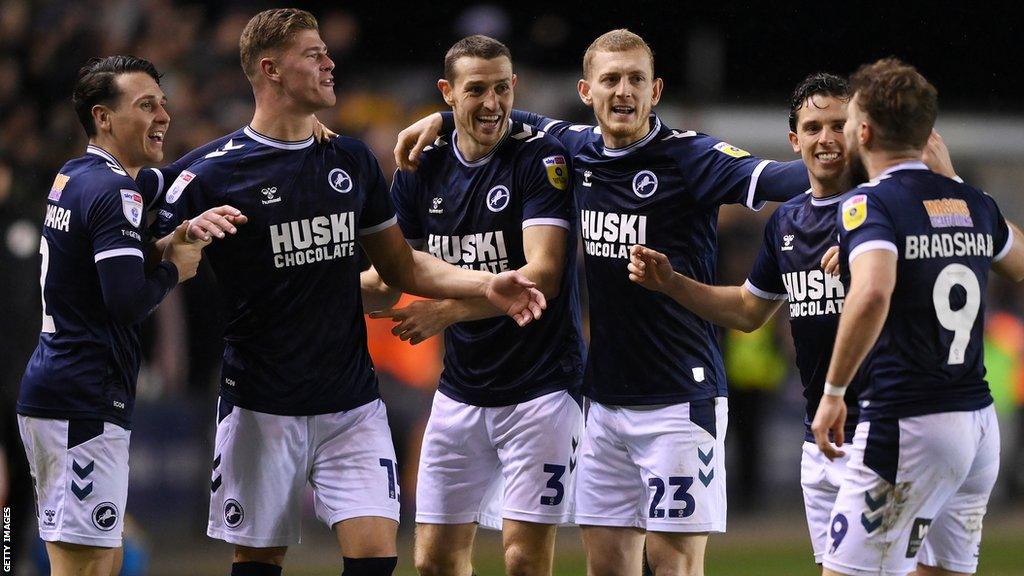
[713,141,751,158]
[165,170,196,204]
[542,155,569,190]
[120,190,145,227]
[842,194,868,231]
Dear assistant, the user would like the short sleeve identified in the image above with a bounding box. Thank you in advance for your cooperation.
[683,134,779,209]
[744,213,788,300]
[135,137,228,206]
[838,192,898,265]
[357,147,397,236]
[86,184,146,263]
[390,169,424,242]
[516,140,573,230]
[987,194,1013,262]
[151,167,208,238]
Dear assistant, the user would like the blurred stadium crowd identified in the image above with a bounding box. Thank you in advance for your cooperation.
[2,0,1024,573]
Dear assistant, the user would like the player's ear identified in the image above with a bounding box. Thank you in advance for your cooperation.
[91,104,112,134]
[437,79,455,107]
[511,73,518,90]
[859,121,872,149]
[789,131,800,153]
[578,78,592,106]
[650,77,664,107]
[260,57,280,83]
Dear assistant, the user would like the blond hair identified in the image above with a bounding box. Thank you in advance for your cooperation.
[239,8,319,80]
[583,29,654,78]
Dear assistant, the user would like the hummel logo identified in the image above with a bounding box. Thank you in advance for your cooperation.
[261,186,281,205]
[429,197,443,214]
[582,170,593,187]
[782,234,795,251]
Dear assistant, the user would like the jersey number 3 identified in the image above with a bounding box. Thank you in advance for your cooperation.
[932,263,981,365]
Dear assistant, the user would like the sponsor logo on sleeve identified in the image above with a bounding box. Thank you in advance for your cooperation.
[842,194,868,231]
[713,141,751,158]
[542,155,569,190]
[120,190,144,227]
[48,174,70,201]
[165,170,196,204]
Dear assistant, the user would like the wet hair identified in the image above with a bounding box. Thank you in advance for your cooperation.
[239,8,319,80]
[849,58,937,151]
[788,72,850,132]
[443,35,511,81]
[72,55,162,137]
[583,29,654,79]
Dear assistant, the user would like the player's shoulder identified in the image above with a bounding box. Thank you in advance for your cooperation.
[72,148,140,199]
[183,128,252,175]
[657,126,755,165]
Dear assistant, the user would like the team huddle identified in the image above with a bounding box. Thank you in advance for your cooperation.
[15,7,1024,576]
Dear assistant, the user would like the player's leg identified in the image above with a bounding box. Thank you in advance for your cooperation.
[823,413,977,576]
[581,526,645,576]
[915,405,999,576]
[644,532,708,576]
[19,417,130,576]
[413,391,502,576]
[207,400,307,574]
[309,399,404,575]
[415,523,477,576]
[493,390,583,576]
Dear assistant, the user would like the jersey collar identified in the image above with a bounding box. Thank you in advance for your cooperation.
[452,119,511,167]
[810,188,848,206]
[878,160,928,178]
[86,144,125,171]
[601,115,662,158]
[243,126,314,150]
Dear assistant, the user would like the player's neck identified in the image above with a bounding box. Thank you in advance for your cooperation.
[88,137,140,179]
[454,122,507,162]
[864,150,923,180]
[601,122,651,150]
[249,106,316,142]
[809,176,850,199]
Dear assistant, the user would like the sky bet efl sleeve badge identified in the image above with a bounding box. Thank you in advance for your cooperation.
[121,190,145,227]
[842,194,868,231]
[542,155,569,190]
[713,141,751,158]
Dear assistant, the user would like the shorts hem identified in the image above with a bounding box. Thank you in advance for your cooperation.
[39,530,121,548]
[207,527,297,548]
[646,521,725,533]
[325,507,400,528]
[822,559,908,576]
[918,558,977,574]
[415,512,481,525]
[501,509,572,526]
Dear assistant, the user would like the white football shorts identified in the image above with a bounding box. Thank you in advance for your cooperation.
[824,405,999,576]
[207,398,400,547]
[574,397,728,533]
[18,416,130,547]
[416,389,583,529]
[801,440,851,563]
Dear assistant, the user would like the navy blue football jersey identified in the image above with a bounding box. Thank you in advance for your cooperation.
[514,112,810,405]
[838,161,1012,420]
[392,121,584,407]
[18,146,167,428]
[746,191,861,440]
[152,127,396,415]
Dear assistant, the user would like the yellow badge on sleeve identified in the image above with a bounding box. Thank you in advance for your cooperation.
[713,141,750,158]
[542,155,569,190]
[842,194,868,231]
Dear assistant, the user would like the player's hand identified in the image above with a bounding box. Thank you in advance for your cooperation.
[394,112,443,172]
[628,245,675,293]
[313,116,338,143]
[811,395,848,461]
[165,221,208,282]
[484,271,546,327]
[369,300,452,345]
[922,130,957,179]
[186,205,248,243]
[821,245,841,276]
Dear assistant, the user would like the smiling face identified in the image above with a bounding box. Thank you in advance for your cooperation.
[440,55,515,160]
[578,48,662,149]
[272,28,336,111]
[789,94,849,195]
[102,72,169,169]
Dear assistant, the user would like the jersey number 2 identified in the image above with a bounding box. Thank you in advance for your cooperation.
[932,263,980,365]
[39,237,55,333]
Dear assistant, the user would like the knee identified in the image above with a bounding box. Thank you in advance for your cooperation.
[414,553,461,576]
[504,544,545,576]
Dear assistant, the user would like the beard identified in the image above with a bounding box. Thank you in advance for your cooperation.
[848,149,869,186]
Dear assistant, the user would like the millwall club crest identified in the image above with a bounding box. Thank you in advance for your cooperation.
[632,170,658,198]
[487,185,510,212]
[328,168,353,193]
[92,502,119,531]
[224,499,244,528]
[120,190,144,227]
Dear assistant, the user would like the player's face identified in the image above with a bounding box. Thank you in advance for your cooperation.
[844,93,869,184]
[441,56,516,153]
[789,94,849,191]
[579,49,662,148]
[108,72,169,167]
[276,29,336,110]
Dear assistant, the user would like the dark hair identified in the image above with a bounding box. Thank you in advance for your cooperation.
[239,8,319,80]
[849,58,937,151]
[444,35,511,81]
[788,72,850,132]
[72,55,162,137]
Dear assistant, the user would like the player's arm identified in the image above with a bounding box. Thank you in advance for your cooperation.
[360,224,544,326]
[628,245,782,331]
[371,225,567,344]
[992,220,1024,281]
[360,266,401,312]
